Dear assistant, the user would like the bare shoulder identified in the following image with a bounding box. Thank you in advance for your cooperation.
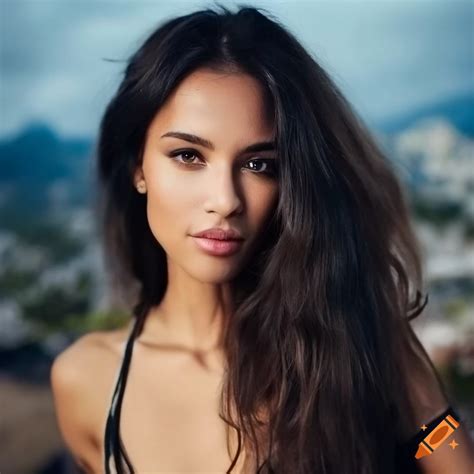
[52,331,106,373]
[50,327,130,473]
[51,328,125,390]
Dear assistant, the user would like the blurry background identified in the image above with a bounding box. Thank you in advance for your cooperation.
[0,0,472,472]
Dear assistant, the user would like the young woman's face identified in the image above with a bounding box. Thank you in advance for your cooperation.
[135,67,279,283]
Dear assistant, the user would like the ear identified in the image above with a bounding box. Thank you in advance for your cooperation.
[133,167,144,186]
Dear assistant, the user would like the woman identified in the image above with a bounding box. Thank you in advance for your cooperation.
[50,4,474,474]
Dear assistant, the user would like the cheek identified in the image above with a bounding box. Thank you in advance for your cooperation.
[247,184,278,231]
[144,170,195,248]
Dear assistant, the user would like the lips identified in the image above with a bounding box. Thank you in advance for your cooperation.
[191,227,244,241]
[191,236,244,256]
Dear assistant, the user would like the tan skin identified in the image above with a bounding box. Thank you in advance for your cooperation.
[51,68,474,473]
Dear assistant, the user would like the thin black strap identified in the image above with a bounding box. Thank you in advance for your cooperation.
[104,317,141,474]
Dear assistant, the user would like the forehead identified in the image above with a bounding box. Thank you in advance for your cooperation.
[148,68,274,139]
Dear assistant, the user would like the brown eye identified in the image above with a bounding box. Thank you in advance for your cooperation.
[245,158,278,177]
[246,159,266,172]
[169,149,203,165]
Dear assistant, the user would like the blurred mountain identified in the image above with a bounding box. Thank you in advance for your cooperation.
[375,92,474,138]
[0,121,94,224]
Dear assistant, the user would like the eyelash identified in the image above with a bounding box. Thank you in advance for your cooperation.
[168,149,278,178]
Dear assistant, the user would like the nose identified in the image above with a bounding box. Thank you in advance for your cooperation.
[204,163,243,217]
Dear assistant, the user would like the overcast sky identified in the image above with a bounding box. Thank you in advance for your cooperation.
[0,0,472,139]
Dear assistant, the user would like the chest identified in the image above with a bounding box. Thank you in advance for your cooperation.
[96,350,250,473]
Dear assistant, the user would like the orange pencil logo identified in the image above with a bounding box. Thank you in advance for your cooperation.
[415,413,460,459]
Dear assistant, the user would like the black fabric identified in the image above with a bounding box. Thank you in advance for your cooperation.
[393,405,461,473]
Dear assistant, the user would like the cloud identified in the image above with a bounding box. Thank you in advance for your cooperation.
[1,0,472,138]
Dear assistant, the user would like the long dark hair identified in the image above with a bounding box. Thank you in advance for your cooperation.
[94,3,449,473]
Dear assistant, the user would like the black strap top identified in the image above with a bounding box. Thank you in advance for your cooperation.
[103,317,462,473]
[104,317,139,474]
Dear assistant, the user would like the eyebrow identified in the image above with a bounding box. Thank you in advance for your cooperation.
[160,131,276,154]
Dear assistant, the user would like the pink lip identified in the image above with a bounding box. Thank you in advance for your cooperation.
[192,236,243,256]
[192,228,244,240]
